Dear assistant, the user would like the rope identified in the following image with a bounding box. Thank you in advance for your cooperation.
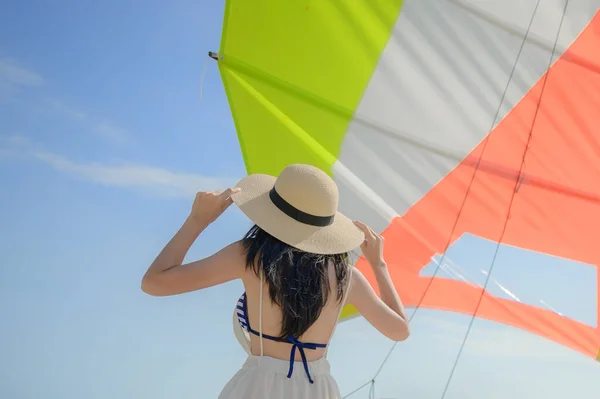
[342,0,569,396]
[342,380,372,398]
[438,2,568,397]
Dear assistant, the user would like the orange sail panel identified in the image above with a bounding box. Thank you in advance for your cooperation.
[356,11,600,361]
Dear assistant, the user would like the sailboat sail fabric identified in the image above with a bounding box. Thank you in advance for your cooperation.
[213,0,600,396]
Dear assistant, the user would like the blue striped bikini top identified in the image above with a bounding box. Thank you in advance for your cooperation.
[235,292,327,384]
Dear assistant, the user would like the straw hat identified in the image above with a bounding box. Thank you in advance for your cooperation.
[231,164,364,255]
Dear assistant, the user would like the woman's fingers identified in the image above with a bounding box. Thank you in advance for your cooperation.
[353,221,384,248]
[219,187,240,198]
[217,187,241,209]
[353,221,376,241]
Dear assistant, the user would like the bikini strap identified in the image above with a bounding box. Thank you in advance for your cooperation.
[324,264,353,358]
[259,269,264,357]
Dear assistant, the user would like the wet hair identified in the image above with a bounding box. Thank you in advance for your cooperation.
[241,224,350,339]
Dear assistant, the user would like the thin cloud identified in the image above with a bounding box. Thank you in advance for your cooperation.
[0,59,44,87]
[42,97,87,121]
[1,136,237,197]
[30,150,236,197]
[94,123,131,146]
[6,134,32,147]
[1,58,131,146]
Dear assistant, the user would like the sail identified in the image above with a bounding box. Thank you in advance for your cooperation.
[212,0,600,396]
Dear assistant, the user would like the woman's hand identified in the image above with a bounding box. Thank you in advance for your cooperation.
[349,221,409,340]
[189,187,241,225]
[141,187,243,297]
[353,221,385,268]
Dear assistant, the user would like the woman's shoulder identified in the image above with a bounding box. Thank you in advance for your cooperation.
[218,240,247,265]
[347,266,370,295]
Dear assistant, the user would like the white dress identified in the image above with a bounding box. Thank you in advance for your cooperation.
[218,269,352,399]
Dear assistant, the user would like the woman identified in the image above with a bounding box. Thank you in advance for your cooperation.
[142,164,410,398]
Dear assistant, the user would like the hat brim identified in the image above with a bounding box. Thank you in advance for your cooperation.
[231,174,364,255]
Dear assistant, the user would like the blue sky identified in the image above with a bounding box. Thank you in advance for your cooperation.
[1,1,599,398]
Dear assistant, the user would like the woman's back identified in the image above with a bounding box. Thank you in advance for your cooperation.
[232,224,352,367]
[239,256,350,362]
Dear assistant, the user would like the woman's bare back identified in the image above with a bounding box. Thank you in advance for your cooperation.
[239,259,350,362]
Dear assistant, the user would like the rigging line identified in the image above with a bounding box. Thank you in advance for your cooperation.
[438,2,569,399]
[448,0,568,55]
[342,380,372,398]
[360,0,545,392]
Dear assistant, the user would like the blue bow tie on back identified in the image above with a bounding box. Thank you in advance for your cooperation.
[285,335,327,384]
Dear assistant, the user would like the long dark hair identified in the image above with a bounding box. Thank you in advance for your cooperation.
[241,224,350,339]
